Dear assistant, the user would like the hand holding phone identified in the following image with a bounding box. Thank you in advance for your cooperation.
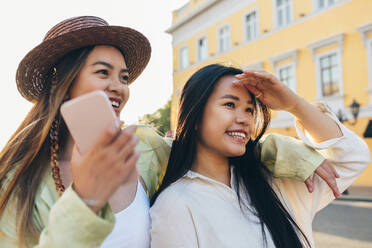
[61,90,139,212]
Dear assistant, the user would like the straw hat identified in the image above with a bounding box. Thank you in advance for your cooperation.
[16,16,151,102]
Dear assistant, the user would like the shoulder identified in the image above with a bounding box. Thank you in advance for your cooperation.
[151,179,191,212]
[134,124,172,148]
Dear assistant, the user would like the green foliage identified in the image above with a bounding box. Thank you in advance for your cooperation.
[139,99,171,136]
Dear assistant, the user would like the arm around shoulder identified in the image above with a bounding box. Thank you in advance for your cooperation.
[260,133,325,181]
[135,125,172,197]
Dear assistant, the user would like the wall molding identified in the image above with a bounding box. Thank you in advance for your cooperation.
[242,61,263,70]
[167,0,222,34]
[168,0,352,47]
[308,33,345,61]
[270,49,298,67]
[358,22,372,48]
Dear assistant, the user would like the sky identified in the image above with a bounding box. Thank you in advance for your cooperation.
[0,0,189,149]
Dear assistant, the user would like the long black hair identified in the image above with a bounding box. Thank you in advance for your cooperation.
[151,64,310,247]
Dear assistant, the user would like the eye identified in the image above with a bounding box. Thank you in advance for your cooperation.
[120,75,129,84]
[96,69,109,76]
[224,102,235,108]
[246,108,254,114]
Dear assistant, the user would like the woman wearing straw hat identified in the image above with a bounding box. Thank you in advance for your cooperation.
[0,16,340,247]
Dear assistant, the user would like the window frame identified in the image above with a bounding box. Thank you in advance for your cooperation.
[367,39,372,101]
[315,49,343,99]
[314,0,337,10]
[179,46,189,70]
[276,63,296,93]
[217,23,231,53]
[242,7,259,43]
[273,0,293,28]
[197,36,209,62]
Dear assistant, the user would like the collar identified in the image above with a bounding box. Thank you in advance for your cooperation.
[184,167,237,193]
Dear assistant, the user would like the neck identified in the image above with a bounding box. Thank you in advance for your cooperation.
[192,141,231,187]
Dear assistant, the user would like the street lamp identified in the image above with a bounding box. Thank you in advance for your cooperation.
[336,99,361,125]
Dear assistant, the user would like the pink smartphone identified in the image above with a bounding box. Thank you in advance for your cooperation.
[60,90,120,154]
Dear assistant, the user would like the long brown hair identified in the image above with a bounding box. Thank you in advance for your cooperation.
[0,46,94,246]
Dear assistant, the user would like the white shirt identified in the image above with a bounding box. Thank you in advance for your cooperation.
[150,108,370,248]
[101,180,150,248]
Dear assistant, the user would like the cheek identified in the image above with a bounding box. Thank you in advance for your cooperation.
[121,86,130,106]
[70,76,109,99]
[199,108,231,138]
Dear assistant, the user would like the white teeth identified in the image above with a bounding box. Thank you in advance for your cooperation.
[111,101,120,108]
[227,131,247,139]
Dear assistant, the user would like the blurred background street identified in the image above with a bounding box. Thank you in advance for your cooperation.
[313,188,372,248]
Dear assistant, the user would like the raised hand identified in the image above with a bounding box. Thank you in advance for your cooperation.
[235,70,342,198]
[234,69,301,112]
[71,125,140,213]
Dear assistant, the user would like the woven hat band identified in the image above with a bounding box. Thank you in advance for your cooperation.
[44,16,108,41]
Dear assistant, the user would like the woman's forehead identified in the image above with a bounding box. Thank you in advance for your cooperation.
[213,75,252,101]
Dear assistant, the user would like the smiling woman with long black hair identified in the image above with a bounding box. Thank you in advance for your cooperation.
[150,64,370,248]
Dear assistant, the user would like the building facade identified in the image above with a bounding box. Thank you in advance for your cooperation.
[167,0,372,187]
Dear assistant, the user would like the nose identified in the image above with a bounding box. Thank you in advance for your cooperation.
[235,110,250,125]
[107,77,124,95]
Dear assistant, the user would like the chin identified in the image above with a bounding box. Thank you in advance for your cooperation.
[225,146,246,157]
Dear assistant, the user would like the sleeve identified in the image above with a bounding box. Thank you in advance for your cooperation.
[150,189,199,248]
[135,125,172,197]
[260,133,325,181]
[276,103,370,219]
[0,185,115,248]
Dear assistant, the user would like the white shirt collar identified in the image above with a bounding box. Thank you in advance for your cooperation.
[184,167,237,192]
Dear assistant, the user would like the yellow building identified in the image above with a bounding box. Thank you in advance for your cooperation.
[167,0,372,187]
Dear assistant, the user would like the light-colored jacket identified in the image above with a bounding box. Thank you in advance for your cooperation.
[0,125,324,247]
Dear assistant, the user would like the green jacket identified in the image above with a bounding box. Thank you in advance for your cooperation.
[0,125,323,247]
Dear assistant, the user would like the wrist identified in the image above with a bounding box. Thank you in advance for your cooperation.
[80,197,105,213]
[72,183,106,213]
[287,97,308,117]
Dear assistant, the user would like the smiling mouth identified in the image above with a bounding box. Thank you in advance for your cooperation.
[109,97,121,109]
[226,131,247,139]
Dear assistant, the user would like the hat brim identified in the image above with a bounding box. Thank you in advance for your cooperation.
[16,25,151,102]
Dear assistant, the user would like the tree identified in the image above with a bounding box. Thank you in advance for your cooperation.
[139,99,171,136]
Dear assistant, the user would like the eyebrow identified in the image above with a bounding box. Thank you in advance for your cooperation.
[91,61,129,74]
[221,94,254,105]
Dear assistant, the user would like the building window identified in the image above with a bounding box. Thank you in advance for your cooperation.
[309,34,344,111]
[319,53,340,97]
[369,39,372,67]
[179,46,188,70]
[278,64,295,91]
[270,49,298,92]
[276,0,292,27]
[358,22,372,103]
[218,25,230,53]
[244,11,257,42]
[316,0,338,9]
[367,39,372,100]
[197,37,208,62]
